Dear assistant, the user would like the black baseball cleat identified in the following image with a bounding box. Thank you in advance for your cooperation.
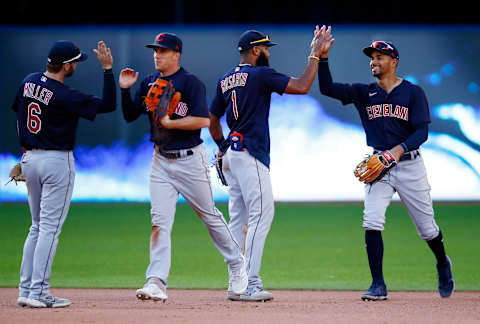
[361,283,388,301]
[437,256,454,298]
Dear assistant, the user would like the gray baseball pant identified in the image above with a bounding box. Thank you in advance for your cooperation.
[18,150,75,300]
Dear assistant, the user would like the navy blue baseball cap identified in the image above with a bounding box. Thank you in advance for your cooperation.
[146,33,182,53]
[47,40,88,65]
[363,41,399,60]
[237,30,277,52]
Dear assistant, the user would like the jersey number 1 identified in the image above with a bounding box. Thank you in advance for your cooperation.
[231,90,239,120]
[27,102,42,134]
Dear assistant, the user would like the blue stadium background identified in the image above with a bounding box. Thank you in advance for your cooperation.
[1,5,479,202]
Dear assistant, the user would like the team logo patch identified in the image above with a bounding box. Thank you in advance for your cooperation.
[175,101,188,116]
[156,33,165,42]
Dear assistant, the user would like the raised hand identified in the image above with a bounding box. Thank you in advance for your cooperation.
[93,41,113,70]
[318,25,335,58]
[119,68,139,89]
[310,25,325,58]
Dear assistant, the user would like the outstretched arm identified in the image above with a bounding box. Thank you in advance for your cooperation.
[119,68,143,122]
[316,28,359,103]
[284,25,332,94]
[94,41,116,113]
[316,26,342,98]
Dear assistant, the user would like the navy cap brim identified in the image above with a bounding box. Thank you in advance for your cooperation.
[363,47,378,57]
[61,51,88,63]
[239,41,278,52]
[145,43,180,52]
[145,43,163,48]
[252,40,277,48]
[78,51,88,62]
[263,41,278,47]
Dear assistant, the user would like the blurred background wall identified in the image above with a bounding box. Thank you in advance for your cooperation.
[1,1,479,202]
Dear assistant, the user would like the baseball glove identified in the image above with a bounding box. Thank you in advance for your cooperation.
[354,150,397,185]
[215,153,228,186]
[145,78,181,120]
[7,162,26,185]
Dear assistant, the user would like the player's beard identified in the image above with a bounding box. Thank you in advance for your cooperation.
[64,64,76,77]
[256,51,269,67]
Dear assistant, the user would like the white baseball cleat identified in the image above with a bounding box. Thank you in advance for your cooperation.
[240,286,274,302]
[226,290,241,301]
[136,279,168,302]
[17,297,28,307]
[228,255,248,295]
[26,296,71,308]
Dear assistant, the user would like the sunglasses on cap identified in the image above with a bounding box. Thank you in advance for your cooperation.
[370,41,395,51]
[365,41,399,60]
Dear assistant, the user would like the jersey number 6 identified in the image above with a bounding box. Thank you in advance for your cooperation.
[231,90,239,120]
[27,102,42,134]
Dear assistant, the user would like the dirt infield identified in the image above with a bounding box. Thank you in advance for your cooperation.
[1,288,479,324]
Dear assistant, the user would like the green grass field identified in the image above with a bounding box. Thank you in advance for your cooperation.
[0,202,478,291]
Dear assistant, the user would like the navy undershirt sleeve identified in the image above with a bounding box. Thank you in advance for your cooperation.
[121,78,148,123]
[58,69,117,120]
[318,60,356,105]
[402,123,429,152]
[96,69,116,114]
[121,88,141,122]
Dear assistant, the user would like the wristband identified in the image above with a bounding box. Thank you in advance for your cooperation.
[308,55,320,61]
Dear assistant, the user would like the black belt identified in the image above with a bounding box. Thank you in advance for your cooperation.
[155,145,194,159]
[374,150,420,162]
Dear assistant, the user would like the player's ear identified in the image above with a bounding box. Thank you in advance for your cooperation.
[174,52,181,62]
[392,58,398,69]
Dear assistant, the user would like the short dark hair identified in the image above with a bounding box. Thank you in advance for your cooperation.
[46,62,63,73]
[240,48,253,56]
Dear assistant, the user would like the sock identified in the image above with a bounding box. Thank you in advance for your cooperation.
[427,231,448,266]
[365,230,385,286]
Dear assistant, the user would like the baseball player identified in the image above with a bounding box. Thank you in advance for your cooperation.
[119,32,248,302]
[13,40,116,308]
[209,26,324,301]
[316,27,454,300]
